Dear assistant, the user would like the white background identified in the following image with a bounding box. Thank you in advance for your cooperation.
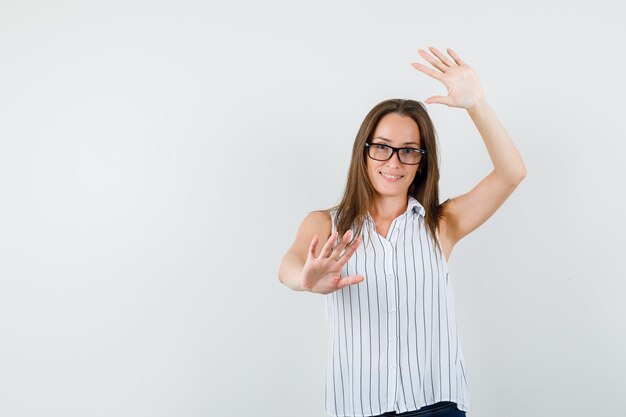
[1,1,625,416]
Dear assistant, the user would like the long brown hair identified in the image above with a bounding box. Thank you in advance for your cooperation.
[330,98,449,253]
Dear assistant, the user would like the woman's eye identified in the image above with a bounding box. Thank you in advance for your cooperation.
[401,148,416,154]
[374,144,387,150]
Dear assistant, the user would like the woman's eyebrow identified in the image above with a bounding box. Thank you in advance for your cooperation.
[372,136,419,146]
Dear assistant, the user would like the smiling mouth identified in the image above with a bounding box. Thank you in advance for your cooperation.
[380,171,403,179]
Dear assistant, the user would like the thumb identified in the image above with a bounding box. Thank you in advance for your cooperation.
[425,96,451,105]
[337,275,365,290]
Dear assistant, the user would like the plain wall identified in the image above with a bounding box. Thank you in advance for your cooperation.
[1,0,625,416]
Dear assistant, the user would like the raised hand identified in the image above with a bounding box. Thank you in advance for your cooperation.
[411,47,485,110]
[300,230,364,294]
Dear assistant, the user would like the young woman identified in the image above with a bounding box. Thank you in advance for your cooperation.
[278,47,526,417]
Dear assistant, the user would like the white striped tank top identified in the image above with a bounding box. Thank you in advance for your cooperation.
[323,196,470,417]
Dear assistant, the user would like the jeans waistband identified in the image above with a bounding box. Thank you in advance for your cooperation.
[382,401,458,416]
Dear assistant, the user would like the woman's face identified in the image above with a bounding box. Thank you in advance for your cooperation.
[366,112,421,198]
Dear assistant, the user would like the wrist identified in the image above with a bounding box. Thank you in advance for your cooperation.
[466,97,488,115]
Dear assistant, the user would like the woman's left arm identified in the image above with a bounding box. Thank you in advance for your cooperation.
[412,47,527,246]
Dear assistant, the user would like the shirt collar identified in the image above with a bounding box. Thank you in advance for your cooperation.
[365,196,426,224]
[408,196,426,217]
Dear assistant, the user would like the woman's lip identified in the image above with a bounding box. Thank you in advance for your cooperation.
[380,172,403,182]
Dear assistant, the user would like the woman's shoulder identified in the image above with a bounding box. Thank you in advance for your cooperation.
[298,209,332,243]
[306,209,332,229]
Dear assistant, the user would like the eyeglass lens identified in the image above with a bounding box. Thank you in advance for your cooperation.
[369,144,422,164]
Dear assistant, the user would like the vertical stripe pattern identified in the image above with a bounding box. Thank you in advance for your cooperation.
[323,197,470,417]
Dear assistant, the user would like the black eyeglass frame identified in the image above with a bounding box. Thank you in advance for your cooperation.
[364,142,427,165]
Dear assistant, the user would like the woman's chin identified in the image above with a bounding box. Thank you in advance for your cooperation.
[374,184,408,198]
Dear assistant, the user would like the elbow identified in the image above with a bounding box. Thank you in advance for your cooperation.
[505,164,527,186]
[494,167,526,187]
[511,169,526,185]
[277,261,294,288]
[277,264,285,285]
[515,166,527,184]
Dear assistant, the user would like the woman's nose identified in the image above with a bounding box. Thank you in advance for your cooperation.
[387,150,403,165]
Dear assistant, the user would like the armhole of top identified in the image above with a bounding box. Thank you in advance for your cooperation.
[434,227,450,273]
[329,208,337,235]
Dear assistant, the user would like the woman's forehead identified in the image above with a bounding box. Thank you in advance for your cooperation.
[373,113,420,145]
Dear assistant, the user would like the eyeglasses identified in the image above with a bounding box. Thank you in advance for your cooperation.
[364,142,426,165]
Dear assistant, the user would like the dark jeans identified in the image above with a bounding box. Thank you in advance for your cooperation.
[375,401,466,417]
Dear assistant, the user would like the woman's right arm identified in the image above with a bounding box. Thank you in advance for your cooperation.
[278,210,364,293]
[278,211,331,291]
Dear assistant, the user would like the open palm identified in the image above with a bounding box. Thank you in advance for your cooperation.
[301,230,364,295]
[411,47,485,110]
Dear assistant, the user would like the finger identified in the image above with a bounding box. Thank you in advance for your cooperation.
[319,231,338,259]
[308,234,319,259]
[425,95,455,107]
[417,48,447,72]
[411,62,443,82]
[446,48,464,66]
[337,274,365,290]
[428,46,455,67]
[329,230,353,260]
[335,236,361,264]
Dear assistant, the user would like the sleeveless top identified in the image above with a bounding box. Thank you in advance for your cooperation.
[323,197,470,417]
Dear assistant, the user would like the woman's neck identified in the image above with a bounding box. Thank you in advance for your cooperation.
[370,195,409,222]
